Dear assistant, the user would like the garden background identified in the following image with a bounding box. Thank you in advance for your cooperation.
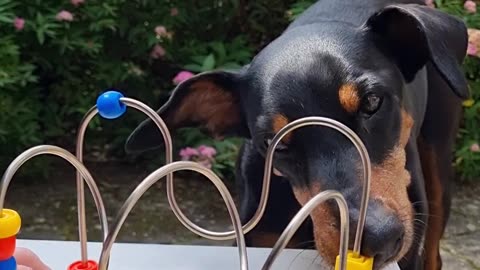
[0,0,479,269]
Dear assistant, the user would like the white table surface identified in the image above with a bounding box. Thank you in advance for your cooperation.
[17,239,400,270]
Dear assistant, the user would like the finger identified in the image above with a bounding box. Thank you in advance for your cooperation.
[17,266,33,270]
[14,247,51,270]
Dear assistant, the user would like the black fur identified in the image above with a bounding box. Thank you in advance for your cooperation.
[125,1,468,269]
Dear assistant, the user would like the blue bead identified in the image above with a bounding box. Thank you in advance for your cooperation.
[96,90,127,119]
[0,257,16,270]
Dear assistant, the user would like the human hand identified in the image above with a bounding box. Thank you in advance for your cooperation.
[14,247,50,270]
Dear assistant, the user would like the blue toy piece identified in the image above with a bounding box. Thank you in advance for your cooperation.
[0,256,16,270]
[96,90,127,119]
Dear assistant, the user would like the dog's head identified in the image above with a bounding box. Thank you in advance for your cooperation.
[125,4,468,269]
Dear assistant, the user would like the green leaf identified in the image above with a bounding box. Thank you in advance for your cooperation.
[0,14,13,23]
[36,30,45,44]
[218,62,242,70]
[191,55,206,65]
[201,53,216,71]
[183,64,204,73]
[210,42,226,63]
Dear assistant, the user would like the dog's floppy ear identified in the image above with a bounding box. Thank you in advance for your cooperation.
[125,70,249,153]
[365,4,469,99]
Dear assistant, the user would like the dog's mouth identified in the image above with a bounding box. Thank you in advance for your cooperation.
[291,165,414,270]
[309,224,409,270]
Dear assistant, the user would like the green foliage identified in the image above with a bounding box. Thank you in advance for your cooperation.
[453,58,480,181]
[287,0,315,21]
[0,0,293,178]
[435,0,480,181]
[177,127,243,180]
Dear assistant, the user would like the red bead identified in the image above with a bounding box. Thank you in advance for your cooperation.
[68,260,98,270]
[0,236,16,261]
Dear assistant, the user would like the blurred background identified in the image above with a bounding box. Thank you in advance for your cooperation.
[0,0,479,269]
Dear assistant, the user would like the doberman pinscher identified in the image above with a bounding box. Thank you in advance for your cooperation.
[124,0,469,269]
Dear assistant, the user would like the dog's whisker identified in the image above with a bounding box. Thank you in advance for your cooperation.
[308,253,321,270]
[288,249,308,269]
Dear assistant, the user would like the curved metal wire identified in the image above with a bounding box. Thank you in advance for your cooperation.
[0,145,109,249]
[97,161,248,270]
[76,106,99,262]
[118,97,247,240]
[262,190,349,270]
[261,117,371,255]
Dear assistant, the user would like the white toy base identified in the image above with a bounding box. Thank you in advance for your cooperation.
[17,239,401,270]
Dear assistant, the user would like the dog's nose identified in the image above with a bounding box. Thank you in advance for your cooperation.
[361,212,404,265]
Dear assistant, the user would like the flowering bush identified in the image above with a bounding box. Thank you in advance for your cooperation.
[429,0,480,181]
[179,145,217,169]
[176,127,242,180]
[0,0,300,177]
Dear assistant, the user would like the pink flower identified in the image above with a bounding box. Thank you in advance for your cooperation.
[470,143,480,153]
[467,42,478,56]
[155,25,168,37]
[198,158,213,169]
[198,145,217,158]
[56,10,74,21]
[150,44,166,59]
[173,71,195,85]
[425,0,435,8]
[179,147,199,160]
[71,0,85,6]
[464,0,477,13]
[170,8,179,16]
[13,17,25,31]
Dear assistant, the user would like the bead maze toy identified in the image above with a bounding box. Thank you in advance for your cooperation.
[0,90,401,270]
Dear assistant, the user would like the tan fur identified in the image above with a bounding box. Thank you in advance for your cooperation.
[338,84,360,113]
[292,109,415,264]
[272,114,292,143]
[293,183,340,265]
[369,109,414,260]
[171,81,240,135]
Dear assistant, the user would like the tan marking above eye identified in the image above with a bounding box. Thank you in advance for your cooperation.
[338,83,360,113]
[272,114,292,143]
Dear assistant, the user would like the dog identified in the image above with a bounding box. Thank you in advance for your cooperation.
[124,0,469,269]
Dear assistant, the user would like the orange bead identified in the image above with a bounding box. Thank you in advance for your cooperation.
[0,236,15,261]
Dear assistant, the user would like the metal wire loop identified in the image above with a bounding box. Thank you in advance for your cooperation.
[261,117,371,255]
[262,190,349,270]
[97,161,248,270]
[0,145,109,255]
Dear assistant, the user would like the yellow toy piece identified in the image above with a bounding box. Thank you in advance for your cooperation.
[335,251,374,270]
[0,209,21,239]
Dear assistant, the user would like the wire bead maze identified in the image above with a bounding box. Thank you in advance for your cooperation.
[0,90,380,270]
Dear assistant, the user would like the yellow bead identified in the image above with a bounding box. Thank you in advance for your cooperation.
[335,251,374,270]
[0,209,21,239]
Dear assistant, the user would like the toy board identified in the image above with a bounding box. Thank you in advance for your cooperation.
[17,239,401,270]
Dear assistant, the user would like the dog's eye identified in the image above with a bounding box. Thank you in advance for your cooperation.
[264,139,288,152]
[360,93,383,115]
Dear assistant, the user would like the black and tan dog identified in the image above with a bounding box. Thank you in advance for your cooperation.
[124,0,469,269]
